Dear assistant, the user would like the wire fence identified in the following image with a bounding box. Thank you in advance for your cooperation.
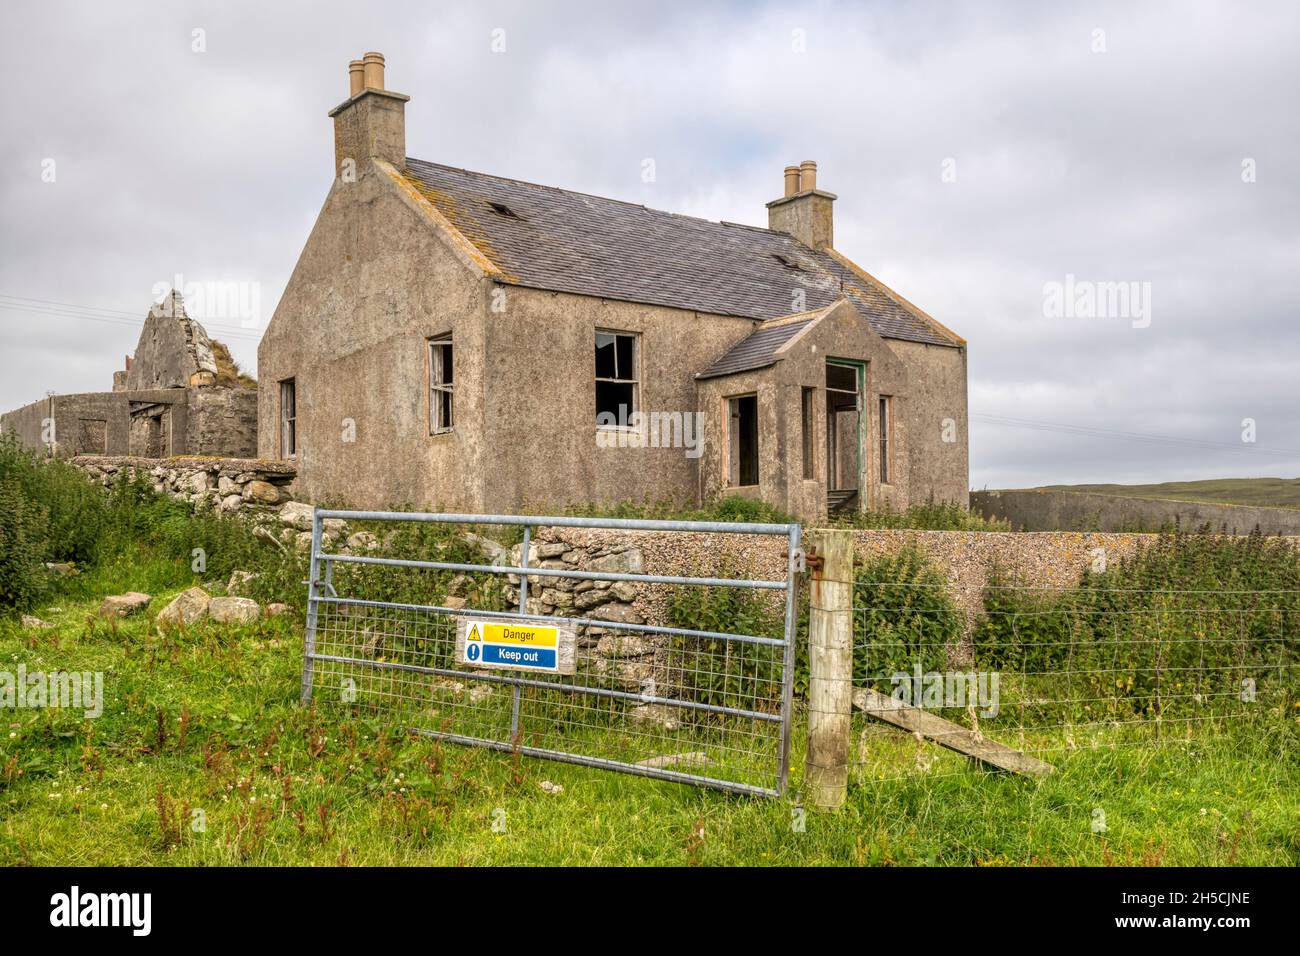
[849,582,1300,782]
[302,510,800,796]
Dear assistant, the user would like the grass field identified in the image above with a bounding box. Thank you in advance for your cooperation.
[1042,477,1300,509]
[3,552,1297,867]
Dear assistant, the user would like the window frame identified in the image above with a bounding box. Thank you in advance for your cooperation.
[428,335,454,435]
[800,386,816,480]
[878,394,892,485]
[279,377,296,459]
[594,329,640,428]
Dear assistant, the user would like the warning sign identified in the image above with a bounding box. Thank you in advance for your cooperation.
[455,616,576,674]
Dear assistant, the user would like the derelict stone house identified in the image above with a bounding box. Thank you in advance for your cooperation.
[1,290,257,459]
[258,54,968,522]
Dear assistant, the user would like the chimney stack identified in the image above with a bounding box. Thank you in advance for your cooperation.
[328,52,410,180]
[767,159,836,251]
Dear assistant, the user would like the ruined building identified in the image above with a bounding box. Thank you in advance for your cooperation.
[256,54,967,522]
[1,290,257,458]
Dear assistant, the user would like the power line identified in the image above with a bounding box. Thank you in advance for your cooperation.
[0,294,263,342]
[0,294,265,340]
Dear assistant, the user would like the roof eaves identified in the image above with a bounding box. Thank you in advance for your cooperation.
[694,359,778,382]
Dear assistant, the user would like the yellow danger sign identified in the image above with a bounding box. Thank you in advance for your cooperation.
[465,621,558,649]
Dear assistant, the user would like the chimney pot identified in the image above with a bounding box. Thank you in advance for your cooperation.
[362,51,385,90]
[798,160,817,192]
[348,60,365,97]
[783,165,800,197]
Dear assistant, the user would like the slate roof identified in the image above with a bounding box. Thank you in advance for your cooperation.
[696,319,813,380]
[403,159,958,347]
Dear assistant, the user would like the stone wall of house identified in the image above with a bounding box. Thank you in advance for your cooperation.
[185,387,258,458]
[70,455,297,513]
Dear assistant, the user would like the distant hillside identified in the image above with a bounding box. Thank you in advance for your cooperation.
[1040,477,1300,510]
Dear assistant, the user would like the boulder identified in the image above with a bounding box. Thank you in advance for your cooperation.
[227,570,259,596]
[321,518,347,535]
[279,501,315,530]
[629,703,681,731]
[443,596,468,610]
[634,752,712,770]
[20,615,54,630]
[219,494,243,513]
[265,603,292,618]
[244,480,286,505]
[217,475,239,496]
[99,592,152,618]
[208,596,261,625]
[157,587,211,626]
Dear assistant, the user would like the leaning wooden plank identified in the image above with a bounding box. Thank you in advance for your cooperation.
[852,686,1054,777]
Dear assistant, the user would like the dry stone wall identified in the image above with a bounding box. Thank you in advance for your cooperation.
[71,455,296,514]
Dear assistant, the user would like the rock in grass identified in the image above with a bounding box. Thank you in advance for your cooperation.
[279,501,315,531]
[208,596,261,625]
[99,592,152,618]
[628,703,681,731]
[539,780,564,795]
[227,570,259,596]
[20,615,55,630]
[265,603,292,618]
[157,587,211,627]
[635,752,712,770]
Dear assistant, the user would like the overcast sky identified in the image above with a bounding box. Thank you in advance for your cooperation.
[2,0,1297,489]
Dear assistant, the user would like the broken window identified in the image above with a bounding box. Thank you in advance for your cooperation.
[801,387,815,480]
[728,394,759,487]
[595,330,638,425]
[429,336,453,433]
[879,395,892,485]
[279,378,296,458]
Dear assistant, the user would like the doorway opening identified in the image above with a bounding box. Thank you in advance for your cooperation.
[825,360,863,512]
[727,394,759,487]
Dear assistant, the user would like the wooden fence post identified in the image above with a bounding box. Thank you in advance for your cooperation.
[804,528,854,809]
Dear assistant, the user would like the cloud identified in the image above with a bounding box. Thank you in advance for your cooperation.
[1,0,1297,487]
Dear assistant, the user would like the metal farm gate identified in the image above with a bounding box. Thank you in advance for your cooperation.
[300,510,802,796]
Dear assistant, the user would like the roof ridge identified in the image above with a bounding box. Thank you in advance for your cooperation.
[405,156,790,238]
